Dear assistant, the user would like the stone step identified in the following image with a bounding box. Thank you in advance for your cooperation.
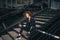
[34,18,49,21]
[2,34,12,40]
[0,37,3,40]
[22,30,28,37]
[37,13,55,15]
[14,28,21,33]
[37,13,56,16]
[15,36,26,40]
[34,16,53,19]
[36,24,41,28]
[20,37,26,40]
[8,31,18,39]
[35,21,45,24]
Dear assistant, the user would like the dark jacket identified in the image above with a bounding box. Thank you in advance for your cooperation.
[26,18,36,32]
[20,18,36,34]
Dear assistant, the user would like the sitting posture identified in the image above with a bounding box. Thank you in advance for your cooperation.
[18,11,36,40]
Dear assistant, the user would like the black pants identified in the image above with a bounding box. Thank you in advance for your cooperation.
[27,28,37,40]
[20,26,31,34]
[20,26,36,40]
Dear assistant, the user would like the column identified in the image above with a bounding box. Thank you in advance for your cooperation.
[11,0,12,8]
[15,0,17,6]
[6,0,8,8]
[48,0,51,8]
[30,0,33,5]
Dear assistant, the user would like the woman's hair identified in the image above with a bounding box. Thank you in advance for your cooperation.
[23,11,32,17]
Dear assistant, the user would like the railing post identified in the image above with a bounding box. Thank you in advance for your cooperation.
[11,0,12,8]
[6,0,8,8]
[2,22,7,29]
[48,0,51,8]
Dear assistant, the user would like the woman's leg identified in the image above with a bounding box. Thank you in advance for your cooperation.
[19,26,24,34]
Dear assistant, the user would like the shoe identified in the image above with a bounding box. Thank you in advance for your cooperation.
[19,34,21,36]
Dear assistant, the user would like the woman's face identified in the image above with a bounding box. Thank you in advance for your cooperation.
[25,13,30,18]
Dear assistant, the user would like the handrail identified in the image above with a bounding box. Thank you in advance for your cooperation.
[42,10,60,30]
[36,19,60,40]
[2,22,7,29]
[30,9,60,40]
[31,19,60,40]
[0,9,19,19]
[37,29,60,39]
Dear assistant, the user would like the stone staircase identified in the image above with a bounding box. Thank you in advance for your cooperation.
[0,9,60,40]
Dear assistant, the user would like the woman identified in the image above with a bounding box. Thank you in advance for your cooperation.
[18,11,36,40]
[23,11,36,32]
